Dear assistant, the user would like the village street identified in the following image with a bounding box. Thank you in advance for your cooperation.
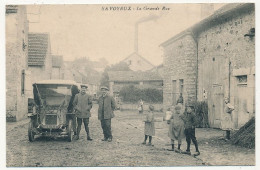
[6,104,254,167]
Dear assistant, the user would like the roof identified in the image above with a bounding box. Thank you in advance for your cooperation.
[122,52,154,67]
[160,3,254,47]
[28,33,49,66]
[34,79,78,86]
[108,71,162,82]
[52,55,63,68]
[6,5,18,14]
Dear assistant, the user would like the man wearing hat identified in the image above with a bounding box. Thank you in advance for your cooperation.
[98,86,116,142]
[180,103,200,156]
[73,84,93,141]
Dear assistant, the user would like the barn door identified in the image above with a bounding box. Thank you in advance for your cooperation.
[207,56,225,128]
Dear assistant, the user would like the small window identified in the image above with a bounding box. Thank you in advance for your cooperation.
[236,75,247,86]
[129,60,132,65]
[179,79,184,94]
[21,70,25,95]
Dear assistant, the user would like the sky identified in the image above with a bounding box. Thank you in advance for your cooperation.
[27,3,225,66]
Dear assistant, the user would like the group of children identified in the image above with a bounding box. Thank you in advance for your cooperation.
[142,103,200,156]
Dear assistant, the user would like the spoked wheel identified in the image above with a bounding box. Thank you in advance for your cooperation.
[28,120,35,142]
[67,119,73,142]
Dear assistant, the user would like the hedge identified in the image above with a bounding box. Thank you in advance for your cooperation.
[119,85,163,103]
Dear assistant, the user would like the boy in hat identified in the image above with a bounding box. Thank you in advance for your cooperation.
[73,84,93,141]
[180,103,200,156]
[98,86,116,142]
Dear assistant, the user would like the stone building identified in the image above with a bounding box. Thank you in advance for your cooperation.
[122,52,155,71]
[108,71,163,95]
[6,5,32,121]
[161,31,197,108]
[161,3,255,129]
[27,33,52,83]
[51,55,64,79]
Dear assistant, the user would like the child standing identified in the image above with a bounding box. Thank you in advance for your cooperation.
[164,108,172,121]
[142,105,155,146]
[167,105,185,152]
[180,104,200,156]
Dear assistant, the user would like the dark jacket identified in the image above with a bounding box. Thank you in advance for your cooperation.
[98,94,116,120]
[180,111,197,129]
[73,93,92,118]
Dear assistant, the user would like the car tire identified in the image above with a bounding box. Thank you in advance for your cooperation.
[67,119,73,142]
[28,120,35,142]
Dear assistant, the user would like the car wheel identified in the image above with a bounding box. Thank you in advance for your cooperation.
[28,120,35,142]
[67,119,73,142]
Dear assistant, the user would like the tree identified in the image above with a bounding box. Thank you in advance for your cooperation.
[100,62,130,87]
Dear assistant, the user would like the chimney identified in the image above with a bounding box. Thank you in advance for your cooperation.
[135,23,138,53]
[134,14,160,53]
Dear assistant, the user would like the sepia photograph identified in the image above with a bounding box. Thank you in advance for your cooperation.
[3,1,256,168]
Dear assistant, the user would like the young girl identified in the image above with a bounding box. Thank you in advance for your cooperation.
[167,105,185,152]
[142,105,155,146]
[164,108,172,122]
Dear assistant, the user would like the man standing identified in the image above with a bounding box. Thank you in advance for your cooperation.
[73,85,93,141]
[98,86,116,142]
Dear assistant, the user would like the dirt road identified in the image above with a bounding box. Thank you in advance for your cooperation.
[6,104,203,167]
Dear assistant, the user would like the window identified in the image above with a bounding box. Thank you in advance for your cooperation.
[179,79,184,94]
[128,60,132,65]
[172,80,177,105]
[21,70,25,95]
[236,75,247,86]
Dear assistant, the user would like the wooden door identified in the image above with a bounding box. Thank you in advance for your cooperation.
[206,56,225,128]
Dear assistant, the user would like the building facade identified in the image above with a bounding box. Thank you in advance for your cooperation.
[6,5,32,121]
[51,55,64,79]
[27,33,52,83]
[122,52,155,71]
[108,71,163,95]
[161,3,255,129]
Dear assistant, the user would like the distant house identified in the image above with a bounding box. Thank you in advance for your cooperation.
[51,55,64,79]
[27,33,52,83]
[108,71,163,95]
[6,5,32,121]
[122,52,154,71]
[161,3,255,129]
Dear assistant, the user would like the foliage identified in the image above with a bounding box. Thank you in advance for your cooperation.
[192,101,209,128]
[100,62,131,87]
[119,85,163,103]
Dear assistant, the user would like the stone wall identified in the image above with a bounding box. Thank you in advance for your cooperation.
[197,5,255,129]
[6,6,31,121]
[162,33,197,111]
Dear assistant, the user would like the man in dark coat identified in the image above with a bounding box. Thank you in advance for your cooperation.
[73,85,93,141]
[98,86,116,142]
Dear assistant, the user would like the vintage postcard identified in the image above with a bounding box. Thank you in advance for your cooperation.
[3,1,256,169]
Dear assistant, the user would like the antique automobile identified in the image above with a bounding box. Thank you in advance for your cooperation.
[28,80,79,142]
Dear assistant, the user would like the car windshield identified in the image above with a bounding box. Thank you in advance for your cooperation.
[36,84,72,106]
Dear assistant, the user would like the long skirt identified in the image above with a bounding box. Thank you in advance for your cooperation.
[168,122,185,144]
[144,122,155,136]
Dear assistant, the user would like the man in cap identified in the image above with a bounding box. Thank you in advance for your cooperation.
[180,103,200,156]
[73,84,93,141]
[98,86,116,142]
